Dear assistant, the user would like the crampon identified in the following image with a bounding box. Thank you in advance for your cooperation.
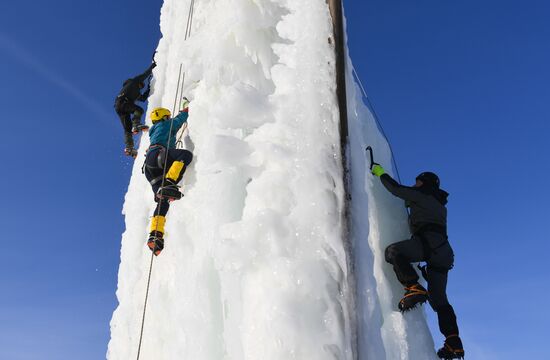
[398,283,428,312]
[156,179,183,201]
[147,231,164,256]
[124,148,138,158]
[132,124,149,134]
[437,335,464,359]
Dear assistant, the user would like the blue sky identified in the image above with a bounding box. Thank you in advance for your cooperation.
[0,0,548,359]
[347,1,550,358]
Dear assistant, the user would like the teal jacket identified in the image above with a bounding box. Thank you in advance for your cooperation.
[148,110,188,149]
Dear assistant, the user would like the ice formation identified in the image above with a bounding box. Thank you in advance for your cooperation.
[108,1,437,359]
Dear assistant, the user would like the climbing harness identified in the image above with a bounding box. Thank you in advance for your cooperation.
[142,145,168,186]
[135,1,197,358]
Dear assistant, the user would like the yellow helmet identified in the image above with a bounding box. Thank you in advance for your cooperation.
[150,107,171,123]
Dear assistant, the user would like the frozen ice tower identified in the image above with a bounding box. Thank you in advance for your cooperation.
[108,0,438,359]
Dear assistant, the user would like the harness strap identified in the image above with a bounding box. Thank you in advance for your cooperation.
[143,145,168,186]
[147,144,165,154]
[144,145,167,169]
[157,148,165,169]
[149,175,164,186]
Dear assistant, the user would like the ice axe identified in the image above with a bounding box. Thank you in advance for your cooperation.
[365,146,380,170]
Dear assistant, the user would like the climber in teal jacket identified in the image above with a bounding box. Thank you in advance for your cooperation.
[143,98,193,256]
[148,108,188,149]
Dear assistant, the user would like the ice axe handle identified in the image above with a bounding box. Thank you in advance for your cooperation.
[365,146,375,170]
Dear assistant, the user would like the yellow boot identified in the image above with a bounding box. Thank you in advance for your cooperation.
[148,215,166,256]
[166,161,184,182]
[157,161,185,200]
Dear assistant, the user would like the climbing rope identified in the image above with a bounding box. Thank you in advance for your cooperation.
[172,64,184,116]
[135,1,198,357]
[176,0,196,149]
[184,0,196,40]
[352,67,402,184]
[136,253,154,360]
[136,73,182,360]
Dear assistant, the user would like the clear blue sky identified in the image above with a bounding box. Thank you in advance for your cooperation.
[0,0,548,359]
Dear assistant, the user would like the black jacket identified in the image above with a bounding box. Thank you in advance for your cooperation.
[380,173,449,234]
[117,63,155,103]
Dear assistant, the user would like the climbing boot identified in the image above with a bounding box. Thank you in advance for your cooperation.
[124,147,138,158]
[156,178,183,201]
[437,334,464,359]
[147,230,164,256]
[132,124,149,134]
[398,283,428,312]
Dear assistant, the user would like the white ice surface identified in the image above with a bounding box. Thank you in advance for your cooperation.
[345,52,438,360]
[108,1,436,359]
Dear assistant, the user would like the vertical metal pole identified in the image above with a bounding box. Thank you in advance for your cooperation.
[327,1,357,359]
[327,0,349,152]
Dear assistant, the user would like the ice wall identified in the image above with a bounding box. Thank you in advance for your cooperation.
[345,37,438,360]
[108,0,354,359]
[108,0,437,359]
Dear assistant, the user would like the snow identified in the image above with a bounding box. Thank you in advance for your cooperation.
[108,0,437,359]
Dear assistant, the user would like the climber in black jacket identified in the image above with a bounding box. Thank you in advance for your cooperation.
[372,164,464,360]
[114,61,156,157]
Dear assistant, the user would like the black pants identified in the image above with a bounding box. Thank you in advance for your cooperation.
[144,148,193,218]
[115,99,144,148]
[384,233,459,337]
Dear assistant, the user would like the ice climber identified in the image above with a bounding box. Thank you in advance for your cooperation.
[143,98,193,256]
[371,165,465,360]
[114,61,156,157]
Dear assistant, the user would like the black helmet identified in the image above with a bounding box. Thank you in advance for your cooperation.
[416,171,440,188]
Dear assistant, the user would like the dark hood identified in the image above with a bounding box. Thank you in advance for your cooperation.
[417,185,449,205]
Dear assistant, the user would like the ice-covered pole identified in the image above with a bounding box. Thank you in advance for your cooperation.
[327,0,356,358]
[327,0,349,151]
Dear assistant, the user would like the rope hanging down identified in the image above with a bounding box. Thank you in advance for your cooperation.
[135,2,197,356]
[352,68,402,184]
[136,69,183,360]
[136,253,154,359]
[176,0,196,148]
[136,68,184,359]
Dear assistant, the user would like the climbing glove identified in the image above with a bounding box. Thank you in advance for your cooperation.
[371,164,385,177]
[181,97,190,110]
